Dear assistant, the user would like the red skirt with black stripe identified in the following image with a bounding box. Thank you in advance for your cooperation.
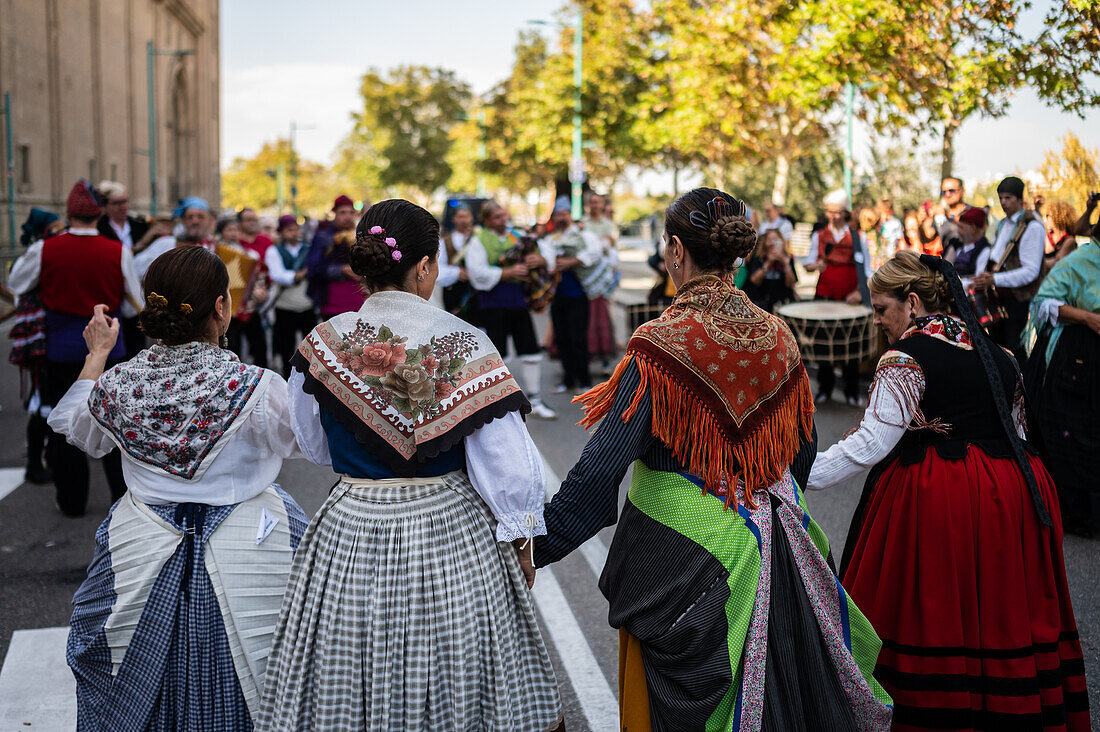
[841,446,1090,731]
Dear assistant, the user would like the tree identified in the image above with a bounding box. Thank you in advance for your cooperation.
[337,66,471,198]
[221,139,341,216]
[1037,132,1100,210]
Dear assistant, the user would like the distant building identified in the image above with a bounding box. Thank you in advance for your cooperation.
[0,0,219,253]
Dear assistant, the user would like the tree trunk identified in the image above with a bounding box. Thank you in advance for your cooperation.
[672,163,680,195]
[941,117,961,181]
[772,153,790,207]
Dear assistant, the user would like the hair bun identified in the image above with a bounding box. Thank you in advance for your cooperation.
[708,215,757,265]
[349,233,396,278]
[138,306,194,342]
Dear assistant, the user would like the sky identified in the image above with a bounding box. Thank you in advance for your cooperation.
[221,0,1099,195]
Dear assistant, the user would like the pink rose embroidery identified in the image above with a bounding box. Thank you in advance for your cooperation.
[434,380,455,401]
[353,341,407,377]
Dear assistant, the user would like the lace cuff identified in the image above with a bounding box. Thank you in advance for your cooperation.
[495,510,547,544]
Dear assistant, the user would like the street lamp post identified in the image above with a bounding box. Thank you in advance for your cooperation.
[844,81,855,204]
[146,42,194,217]
[289,121,315,218]
[530,9,585,220]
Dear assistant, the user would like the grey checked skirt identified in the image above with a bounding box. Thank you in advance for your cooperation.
[256,471,563,731]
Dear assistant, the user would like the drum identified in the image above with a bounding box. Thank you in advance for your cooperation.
[967,285,1007,328]
[775,301,876,364]
[216,243,261,320]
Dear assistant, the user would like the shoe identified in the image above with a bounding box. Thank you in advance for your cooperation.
[573,384,592,396]
[845,395,862,407]
[24,464,52,485]
[553,383,570,394]
[529,400,558,420]
[814,392,829,405]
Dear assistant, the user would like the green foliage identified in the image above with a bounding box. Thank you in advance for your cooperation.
[1037,133,1100,210]
[338,66,471,198]
[221,139,341,216]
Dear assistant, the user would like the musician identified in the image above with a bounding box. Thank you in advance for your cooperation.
[803,189,873,405]
[543,197,605,394]
[219,217,270,368]
[971,176,1045,361]
[266,214,316,378]
[133,196,218,279]
[466,201,557,419]
[306,194,364,317]
[810,251,1089,730]
[7,180,141,516]
[945,206,990,277]
[434,204,475,318]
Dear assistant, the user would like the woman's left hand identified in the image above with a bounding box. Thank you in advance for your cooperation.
[513,538,536,588]
[83,304,120,357]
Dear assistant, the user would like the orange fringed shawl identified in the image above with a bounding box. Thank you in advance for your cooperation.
[576,274,815,508]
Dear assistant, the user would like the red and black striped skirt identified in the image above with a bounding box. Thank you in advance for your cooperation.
[841,446,1090,731]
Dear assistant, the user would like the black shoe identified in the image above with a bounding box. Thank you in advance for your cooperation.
[24,464,52,485]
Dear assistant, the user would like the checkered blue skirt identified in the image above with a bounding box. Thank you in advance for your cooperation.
[256,471,563,731]
[67,486,307,731]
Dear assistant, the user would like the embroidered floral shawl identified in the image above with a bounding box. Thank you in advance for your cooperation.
[89,342,268,479]
[578,273,814,507]
[292,290,530,475]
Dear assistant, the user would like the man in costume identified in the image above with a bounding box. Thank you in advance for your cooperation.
[95,180,170,254]
[238,207,274,260]
[133,196,218,278]
[542,196,604,393]
[758,200,794,242]
[803,189,873,404]
[947,206,990,277]
[7,180,141,516]
[466,201,557,419]
[433,204,476,318]
[971,176,1046,361]
[265,214,316,377]
[227,207,271,367]
[306,194,363,317]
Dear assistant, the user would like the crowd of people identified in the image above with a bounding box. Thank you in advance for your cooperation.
[2,170,1098,730]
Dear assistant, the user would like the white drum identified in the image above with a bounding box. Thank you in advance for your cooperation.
[775,301,876,364]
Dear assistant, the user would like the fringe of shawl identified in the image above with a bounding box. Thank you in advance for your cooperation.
[576,351,815,509]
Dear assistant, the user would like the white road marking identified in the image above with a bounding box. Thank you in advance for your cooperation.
[533,568,620,731]
[534,449,619,729]
[0,468,23,503]
[0,627,75,728]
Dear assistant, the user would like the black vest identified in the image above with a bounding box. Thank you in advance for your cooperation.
[889,333,1019,463]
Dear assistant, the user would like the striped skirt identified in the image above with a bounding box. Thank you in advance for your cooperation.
[68,486,307,731]
[256,471,563,731]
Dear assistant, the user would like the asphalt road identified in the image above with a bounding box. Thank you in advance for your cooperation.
[0,242,1097,729]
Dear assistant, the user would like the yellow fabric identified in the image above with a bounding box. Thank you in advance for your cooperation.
[618,628,652,732]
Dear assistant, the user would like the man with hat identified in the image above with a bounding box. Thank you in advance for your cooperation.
[8,180,140,515]
[306,194,363,316]
[972,176,1045,360]
[265,214,316,377]
[803,189,873,405]
[95,180,171,254]
[133,196,217,278]
[948,206,990,277]
[542,196,604,394]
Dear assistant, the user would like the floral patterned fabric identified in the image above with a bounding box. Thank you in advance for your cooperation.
[292,290,530,476]
[89,342,268,479]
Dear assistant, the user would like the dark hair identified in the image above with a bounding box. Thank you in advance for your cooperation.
[215,217,239,236]
[664,187,757,271]
[138,245,230,345]
[349,199,440,291]
[236,207,254,221]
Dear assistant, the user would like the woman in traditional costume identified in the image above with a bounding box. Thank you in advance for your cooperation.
[48,245,309,730]
[535,187,893,731]
[1023,222,1100,537]
[257,199,562,731]
[810,250,1090,731]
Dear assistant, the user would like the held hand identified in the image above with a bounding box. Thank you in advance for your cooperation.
[524,252,546,269]
[294,268,308,283]
[83,304,120,357]
[844,290,862,305]
[457,267,469,283]
[503,264,529,281]
[253,283,269,304]
[512,538,536,589]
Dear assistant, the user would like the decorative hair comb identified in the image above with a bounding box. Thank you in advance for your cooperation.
[689,195,746,230]
[146,292,168,309]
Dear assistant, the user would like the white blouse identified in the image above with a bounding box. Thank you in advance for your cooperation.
[808,344,1027,490]
[287,370,546,543]
[48,375,304,506]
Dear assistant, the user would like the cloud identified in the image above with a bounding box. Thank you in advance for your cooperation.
[221,63,364,168]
